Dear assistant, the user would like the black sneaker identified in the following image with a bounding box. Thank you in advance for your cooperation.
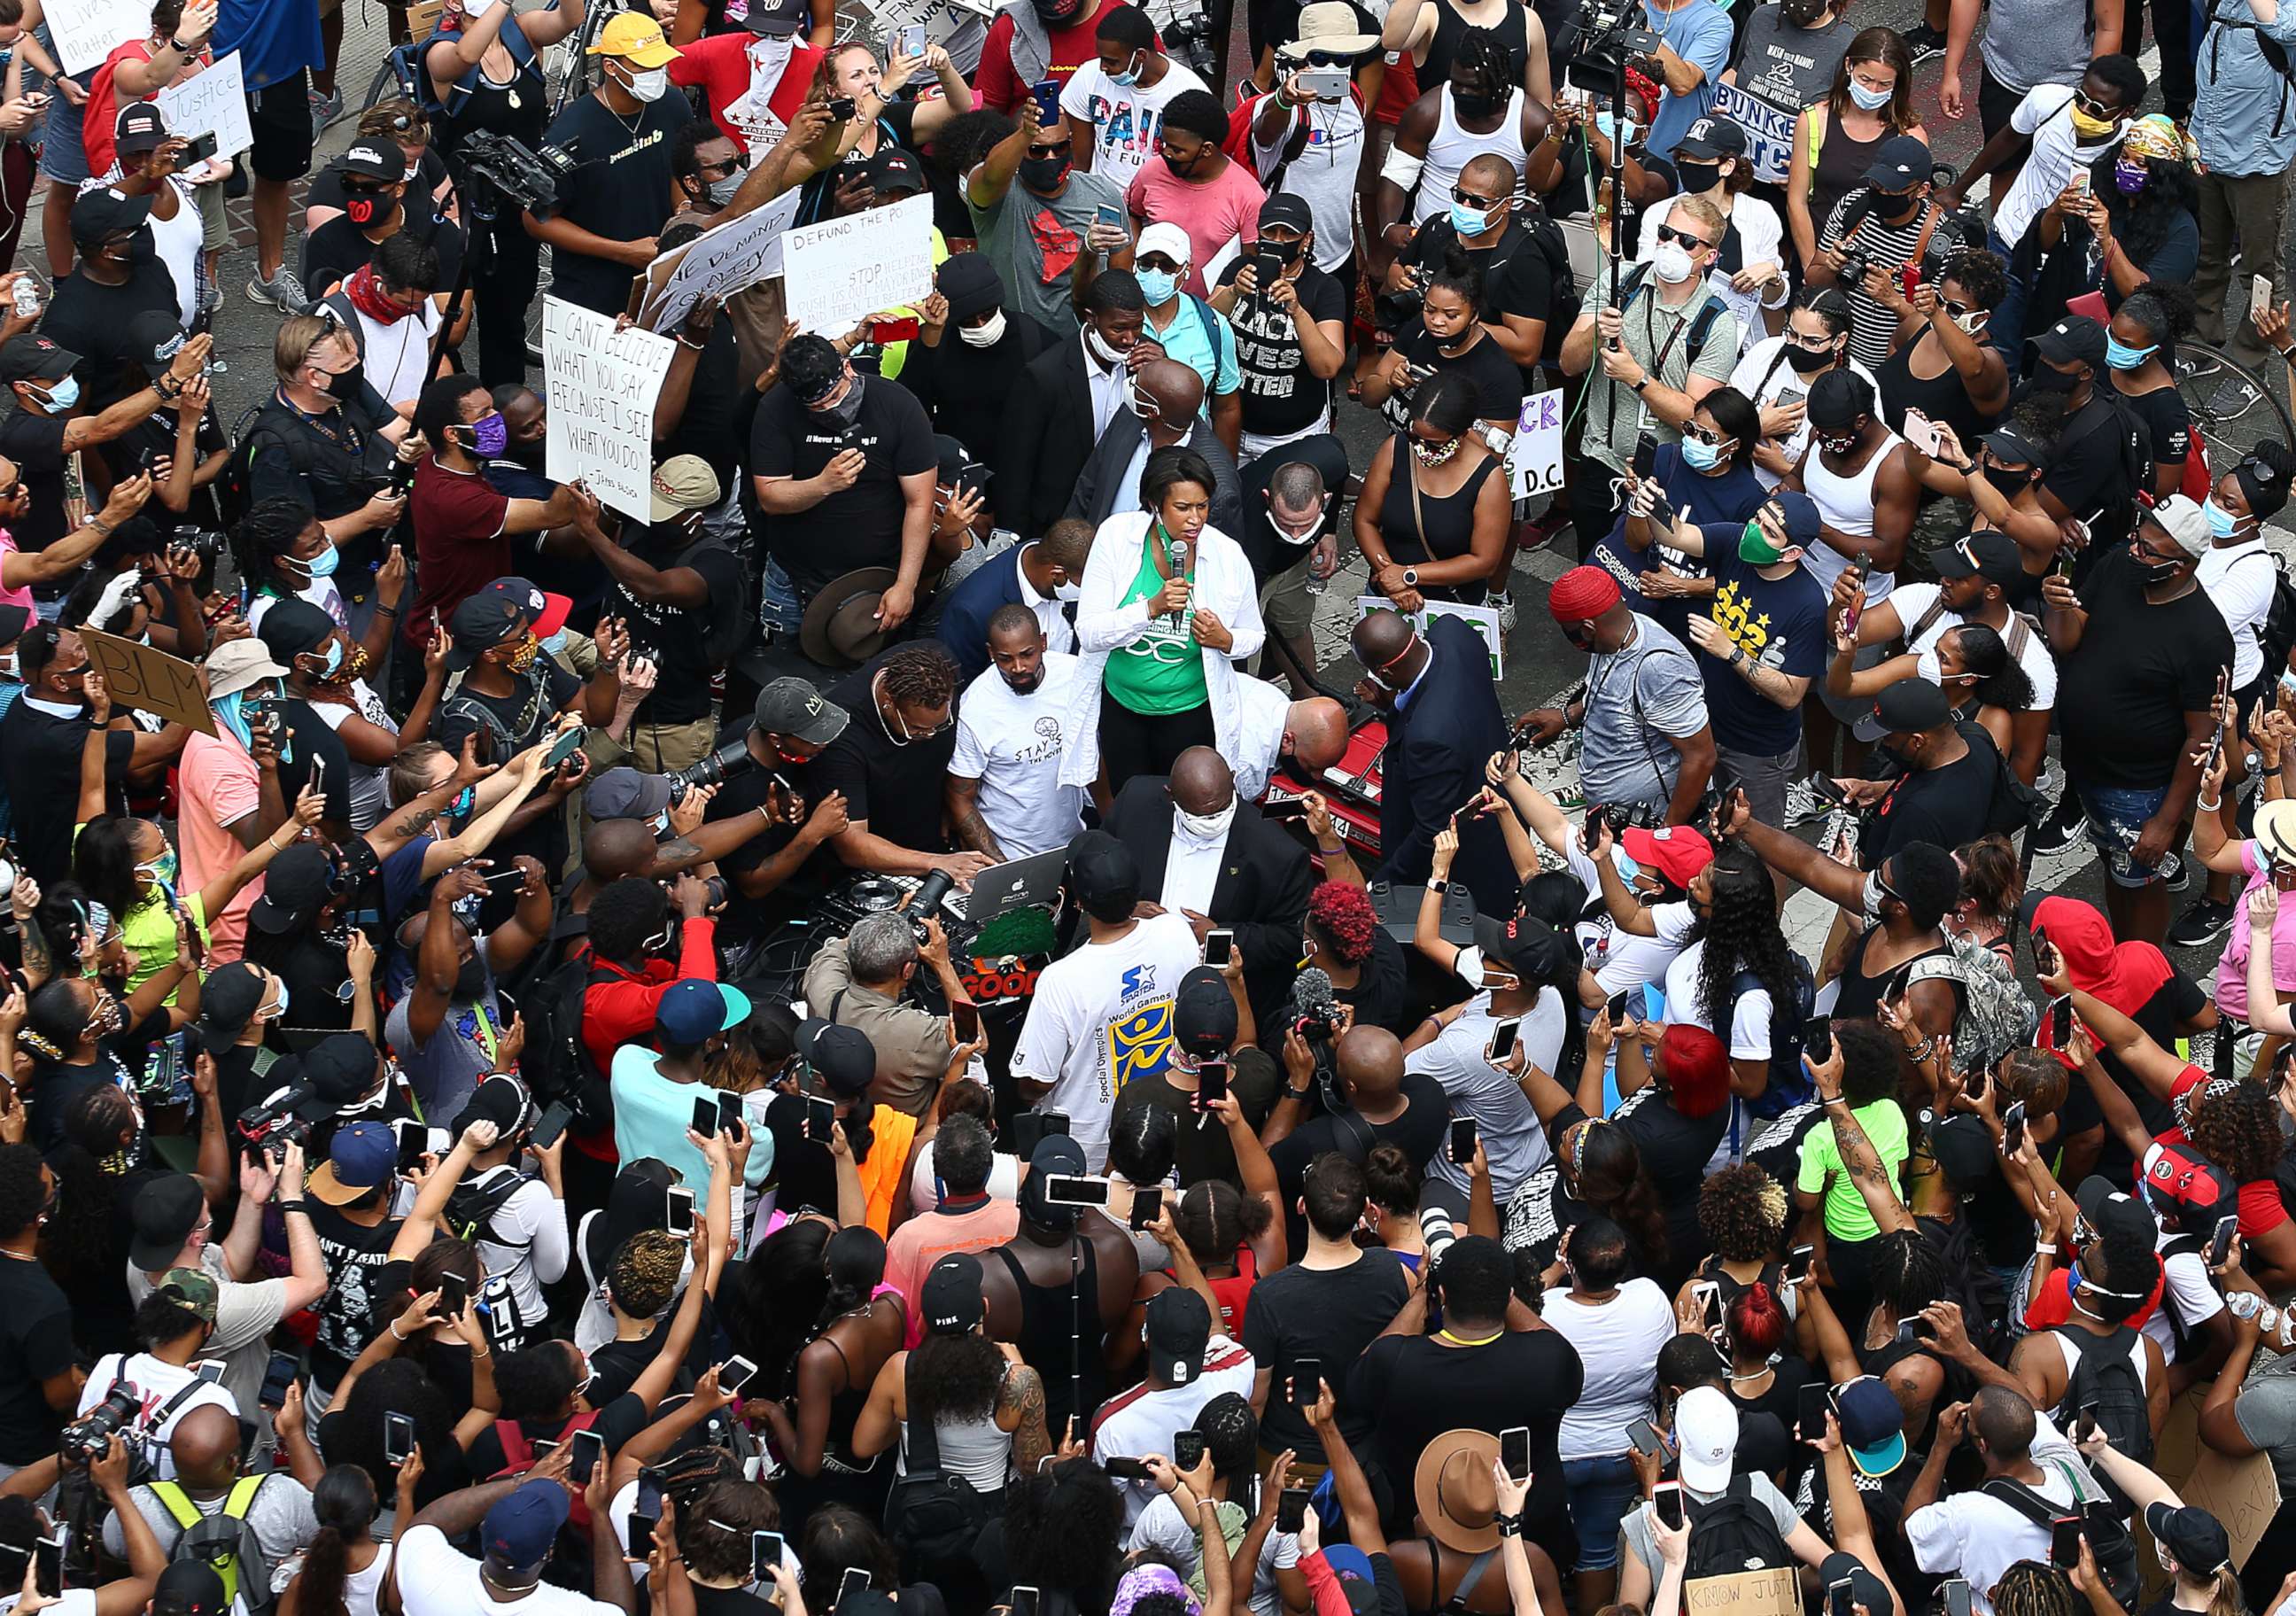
[1902,21,1947,62]
[2160,850,2189,891]
[2028,796,2087,858]
[2168,897,2237,949]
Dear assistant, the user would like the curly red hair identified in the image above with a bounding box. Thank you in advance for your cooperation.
[1307,881,1378,965]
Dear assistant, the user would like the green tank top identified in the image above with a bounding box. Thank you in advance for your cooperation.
[1101,524,1209,717]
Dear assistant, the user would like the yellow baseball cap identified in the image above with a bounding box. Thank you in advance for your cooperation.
[587,12,680,65]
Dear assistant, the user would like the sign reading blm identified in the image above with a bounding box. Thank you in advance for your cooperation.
[541,297,678,524]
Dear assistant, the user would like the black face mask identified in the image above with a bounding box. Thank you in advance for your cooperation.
[2135,550,2184,585]
[1875,189,1923,223]
[1983,464,2032,500]
[1019,152,1070,190]
[1453,89,1503,120]
[455,952,490,1001]
[1783,342,1834,374]
[1674,159,1722,192]
[2025,364,2083,394]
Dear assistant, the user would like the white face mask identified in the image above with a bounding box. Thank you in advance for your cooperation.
[958,310,1008,347]
[1054,580,1082,601]
[1083,325,1129,367]
[619,63,670,102]
[1175,797,1237,843]
[1651,242,1698,284]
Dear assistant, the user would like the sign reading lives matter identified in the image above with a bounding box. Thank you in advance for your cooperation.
[157,52,255,161]
[780,193,937,335]
[79,630,214,734]
[45,0,150,75]
[541,297,678,524]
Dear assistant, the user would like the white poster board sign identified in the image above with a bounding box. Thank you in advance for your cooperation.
[1354,598,1505,679]
[781,193,936,335]
[540,296,678,524]
[157,52,254,161]
[636,187,803,333]
[1712,84,1798,187]
[1506,388,1565,501]
[45,0,148,76]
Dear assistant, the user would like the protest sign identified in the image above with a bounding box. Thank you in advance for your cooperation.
[1506,388,1565,501]
[1354,598,1504,679]
[1683,1569,1799,1616]
[541,297,678,523]
[781,193,936,334]
[43,0,147,74]
[636,187,804,333]
[2182,1448,2280,1568]
[842,0,988,58]
[1712,84,1798,187]
[158,51,254,160]
[80,630,213,734]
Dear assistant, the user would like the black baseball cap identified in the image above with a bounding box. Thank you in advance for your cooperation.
[744,0,808,35]
[865,146,927,196]
[1258,191,1314,235]
[128,1173,206,1271]
[1870,677,1953,734]
[338,143,401,183]
[1929,530,2022,589]
[1066,830,1139,911]
[1174,966,1237,1056]
[248,844,337,935]
[1144,1286,1212,1382]
[0,333,79,385]
[193,960,269,1044]
[69,188,153,245]
[1863,133,1931,190]
[2032,315,2107,370]
[1673,116,1748,160]
[798,1020,876,1097]
[114,102,167,155]
[123,308,190,377]
[256,598,340,666]
[921,1255,985,1334]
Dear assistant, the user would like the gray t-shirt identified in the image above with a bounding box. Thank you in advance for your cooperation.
[1618,1472,1803,1585]
[105,1474,320,1592]
[1979,0,2096,92]
[1732,9,1858,117]
[1579,617,1711,810]
[1582,277,1742,475]
[2235,1376,2296,1492]
[967,168,1125,339]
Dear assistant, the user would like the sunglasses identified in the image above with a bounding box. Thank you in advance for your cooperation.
[1655,224,1710,251]
[1026,139,1073,158]
[1451,187,1505,209]
[2074,90,2118,119]
[1942,299,1975,319]
[1786,327,1834,349]
[1682,423,1730,446]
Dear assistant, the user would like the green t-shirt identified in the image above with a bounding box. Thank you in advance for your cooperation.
[1796,1096,1911,1242]
[1101,526,1208,717]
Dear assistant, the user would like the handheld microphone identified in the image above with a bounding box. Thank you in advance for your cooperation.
[1167,539,1189,629]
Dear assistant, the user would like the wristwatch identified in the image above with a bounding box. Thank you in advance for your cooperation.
[1728,646,1746,668]
[1402,566,1419,587]
[1631,374,1651,393]
[1429,878,1449,894]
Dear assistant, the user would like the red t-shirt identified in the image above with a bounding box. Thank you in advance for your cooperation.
[2152,1067,2291,1234]
[666,34,824,152]
[973,0,1138,113]
[2021,1258,2165,1334]
[406,454,511,648]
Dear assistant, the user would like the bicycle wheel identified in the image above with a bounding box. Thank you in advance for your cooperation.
[2175,340,2296,474]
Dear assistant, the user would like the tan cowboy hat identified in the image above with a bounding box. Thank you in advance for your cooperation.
[1414,1428,1502,1553]
[799,567,898,670]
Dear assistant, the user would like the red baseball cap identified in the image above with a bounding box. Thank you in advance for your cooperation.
[1621,823,1715,888]
[484,577,572,639]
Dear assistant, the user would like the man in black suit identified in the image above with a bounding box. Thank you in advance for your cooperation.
[1103,746,1312,1027]
[1067,358,1245,535]
[935,519,1095,683]
[997,271,1149,541]
[1352,610,1515,916]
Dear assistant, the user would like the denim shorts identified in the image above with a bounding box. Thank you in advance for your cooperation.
[35,77,88,184]
[1562,1451,1639,1570]
[2075,778,2173,888]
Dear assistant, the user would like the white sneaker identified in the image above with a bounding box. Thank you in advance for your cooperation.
[1783,776,1826,826]
[1485,591,1516,633]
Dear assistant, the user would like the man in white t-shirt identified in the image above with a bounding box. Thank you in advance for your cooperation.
[1012,835,1204,1168]
[1905,1387,2096,1614]
[1405,915,1568,1203]
[1060,6,1209,190]
[949,607,1089,860]
[391,1473,632,1616]
[1091,1287,1257,1526]
[81,1267,242,1482]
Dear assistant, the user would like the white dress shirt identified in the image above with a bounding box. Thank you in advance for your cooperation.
[1015,544,1079,655]
[1086,337,1129,439]
[1161,808,1229,915]
[1229,674,1292,803]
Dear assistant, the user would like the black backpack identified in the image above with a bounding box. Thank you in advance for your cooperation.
[881,1387,995,1582]
[446,1165,533,1250]
[1982,1463,2142,1609]
[2051,1325,2157,1491]
[1683,1475,1795,1579]
[1724,955,1818,1118]
[518,954,613,1134]
[2247,548,2296,688]
[218,402,315,528]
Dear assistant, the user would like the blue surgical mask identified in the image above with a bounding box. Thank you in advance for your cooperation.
[1680,438,1721,471]
[35,375,80,412]
[2205,497,2242,540]
[1594,112,1634,145]
[320,640,345,675]
[302,541,340,579]
[1848,80,1893,111]
[541,630,569,654]
[2104,336,2157,370]
[1449,199,1493,237]
[1136,268,1178,305]
[1111,48,1143,86]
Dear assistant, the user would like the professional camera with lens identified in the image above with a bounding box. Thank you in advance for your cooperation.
[1372,284,1423,336]
[671,738,756,803]
[167,524,227,563]
[1568,0,1659,87]
[62,1383,142,1463]
[1834,246,1871,287]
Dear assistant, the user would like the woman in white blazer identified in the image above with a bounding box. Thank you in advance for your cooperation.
[1058,446,1266,795]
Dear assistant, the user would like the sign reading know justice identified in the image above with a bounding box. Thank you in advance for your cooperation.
[541,297,678,524]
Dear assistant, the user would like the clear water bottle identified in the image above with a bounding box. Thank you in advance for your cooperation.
[11,276,38,319]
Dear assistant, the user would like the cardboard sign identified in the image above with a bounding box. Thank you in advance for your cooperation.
[1354,597,1504,679]
[79,630,213,734]
[635,186,804,333]
[1684,1567,1801,1616]
[1712,83,1798,188]
[43,0,148,75]
[157,51,254,161]
[781,192,936,335]
[2181,1447,2281,1569]
[539,296,678,524]
[1506,388,1566,501]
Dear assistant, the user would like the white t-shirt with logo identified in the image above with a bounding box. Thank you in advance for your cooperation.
[950,653,1089,859]
[78,1352,239,1480]
[1060,58,1210,191]
[1246,93,1364,275]
[1726,341,1880,490]
[1996,85,2124,249]
[1011,912,1203,1169]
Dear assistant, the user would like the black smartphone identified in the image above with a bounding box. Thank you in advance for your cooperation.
[2052,1517,2084,1570]
[1626,1416,1664,1457]
[1102,1457,1152,1479]
[260,1350,298,1410]
[665,1185,696,1234]
[2003,1100,2028,1157]
[394,1116,427,1173]
[1784,1244,1816,1286]
[1605,989,1631,1025]
[1883,966,1912,1007]
[1811,775,1852,806]
[827,94,857,119]
[720,1356,758,1395]
[1485,1019,1520,1064]
[751,1530,785,1584]
[805,1097,837,1144]
[1290,1357,1323,1407]
[2210,1213,2239,1268]
[691,1095,719,1138]
[1450,1116,1478,1167]
[717,1090,742,1137]
[34,1536,59,1599]
[569,1427,604,1486]
[531,1101,572,1151]
[437,1270,469,1317]
[1965,1063,1989,1103]
[1828,1579,1856,1616]
[951,1001,981,1043]
[626,1506,659,1554]
[1807,1015,1835,1065]
[1501,1426,1531,1481]
[1253,245,1284,289]
[1129,1187,1163,1232]
[1174,1430,1207,1471]
[842,1569,873,1605]
[1277,1486,1310,1534]
[1653,1481,1686,1531]
[1196,1062,1229,1108]
[1204,928,1234,967]
[1044,1176,1111,1207]
[2049,995,2075,1047]
[1796,1381,1831,1444]
[384,1411,416,1466]
[1632,435,1659,480]
[1011,1587,1042,1616]
[1944,1581,1974,1616]
[184,128,219,163]
[2073,1404,2100,1444]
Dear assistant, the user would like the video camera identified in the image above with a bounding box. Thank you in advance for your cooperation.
[1568,0,1659,91]
[236,1087,314,1154]
[61,1383,141,1464]
[457,132,578,222]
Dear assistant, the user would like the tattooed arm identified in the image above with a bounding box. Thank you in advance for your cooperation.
[1806,1040,1914,1234]
[1000,1358,1054,1476]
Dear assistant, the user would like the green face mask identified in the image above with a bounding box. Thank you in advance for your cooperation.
[1739,517,1787,564]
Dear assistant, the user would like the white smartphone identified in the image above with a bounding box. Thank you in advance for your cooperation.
[2255,274,2277,316]
[2069,167,2091,200]
[1903,409,1940,457]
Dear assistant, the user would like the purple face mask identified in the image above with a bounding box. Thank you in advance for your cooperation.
[470,411,508,456]
[2114,159,2148,193]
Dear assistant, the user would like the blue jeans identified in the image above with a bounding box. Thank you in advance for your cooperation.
[2074,778,2174,887]
[1563,1452,1639,1571]
[1988,228,2034,369]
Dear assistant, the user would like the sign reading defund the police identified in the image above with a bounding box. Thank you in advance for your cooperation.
[781,193,937,336]
[542,297,678,524]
